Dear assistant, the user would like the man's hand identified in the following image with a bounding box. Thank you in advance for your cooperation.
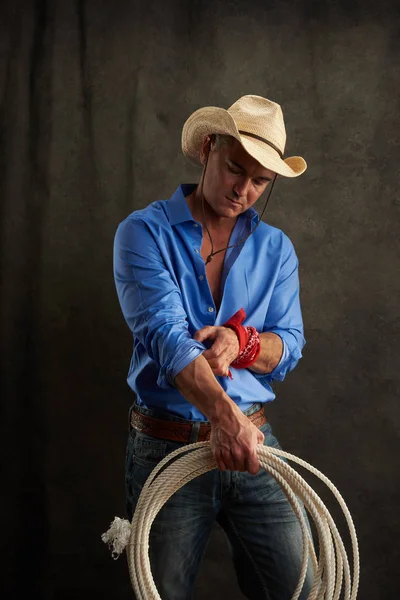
[210,407,265,474]
[194,326,239,377]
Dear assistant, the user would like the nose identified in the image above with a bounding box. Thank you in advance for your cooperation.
[233,176,251,198]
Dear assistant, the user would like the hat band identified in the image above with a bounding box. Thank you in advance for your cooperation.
[238,130,283,159]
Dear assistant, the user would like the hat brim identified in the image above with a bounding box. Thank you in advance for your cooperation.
[182,106,307,178]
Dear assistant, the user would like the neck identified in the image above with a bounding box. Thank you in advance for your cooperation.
[186,185,237,236]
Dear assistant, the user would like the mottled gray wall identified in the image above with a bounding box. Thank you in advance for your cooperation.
[1,0,399,598]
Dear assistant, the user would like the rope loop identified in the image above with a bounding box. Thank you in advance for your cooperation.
[103,442,359,600]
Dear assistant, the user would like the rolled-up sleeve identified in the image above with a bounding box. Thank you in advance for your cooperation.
[253,237,305,385]
[113,218,205,388]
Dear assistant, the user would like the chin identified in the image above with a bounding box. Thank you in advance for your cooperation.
[214,205,237,218]
[222,197,243,213]
[224,203,243,216]
[208,196,242,218]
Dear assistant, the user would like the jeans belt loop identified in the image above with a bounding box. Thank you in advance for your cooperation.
[189,421,201,443]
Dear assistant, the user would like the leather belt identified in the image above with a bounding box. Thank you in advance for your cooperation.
[130,406,267,443]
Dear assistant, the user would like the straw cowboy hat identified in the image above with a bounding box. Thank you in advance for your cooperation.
[182,94,307,178]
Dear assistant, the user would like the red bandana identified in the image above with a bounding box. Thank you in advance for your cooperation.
[222,308,261,378]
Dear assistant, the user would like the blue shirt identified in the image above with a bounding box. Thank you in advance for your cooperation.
[113,184,305,420]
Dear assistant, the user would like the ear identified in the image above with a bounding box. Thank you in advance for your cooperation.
[200,135,215,164]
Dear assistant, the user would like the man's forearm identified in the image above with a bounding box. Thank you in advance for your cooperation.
[174,350,265,474]
[249,332,283,374]
[174,354,237,423]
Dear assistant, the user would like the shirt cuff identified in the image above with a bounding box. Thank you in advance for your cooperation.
[158,341,205,389]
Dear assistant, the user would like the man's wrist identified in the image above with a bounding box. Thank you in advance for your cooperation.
[231,326,261,369]
[248,332,283,374]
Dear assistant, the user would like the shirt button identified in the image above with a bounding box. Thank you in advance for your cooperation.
[199,275,204,281]
[207,306,214,313]
[193,223,199,228]
[195,249,200,254]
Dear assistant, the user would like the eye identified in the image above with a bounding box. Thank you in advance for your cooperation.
[227,164,241,175]
[254,179,265,187]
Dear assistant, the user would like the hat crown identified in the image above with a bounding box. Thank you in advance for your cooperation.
[181,93,306,177]
[227,95,286,154]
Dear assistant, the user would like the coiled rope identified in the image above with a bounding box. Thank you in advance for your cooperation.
[102,442,359,600]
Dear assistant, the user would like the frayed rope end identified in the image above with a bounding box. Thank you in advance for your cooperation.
[101,516,131,559]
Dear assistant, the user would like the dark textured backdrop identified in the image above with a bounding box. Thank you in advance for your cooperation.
[1,0,399,598]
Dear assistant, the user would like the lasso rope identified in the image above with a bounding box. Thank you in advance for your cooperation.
[102,442,359,600]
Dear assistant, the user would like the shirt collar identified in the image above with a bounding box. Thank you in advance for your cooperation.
[168,184,260,227]
[168,184,197,225]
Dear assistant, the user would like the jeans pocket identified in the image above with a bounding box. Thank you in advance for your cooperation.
[134,432,168,462]
[126,431,179,518]
[260,421,283,451]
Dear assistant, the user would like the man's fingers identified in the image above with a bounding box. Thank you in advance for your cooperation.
[206,345,238,374]
[203,353,229,377]
[213,448,229,471]
[193,326,218,343]
[245,451,260,475]
[202,348,217,360]
[226,448,259,474]
[203,342,231,361]
[257,430,265,444]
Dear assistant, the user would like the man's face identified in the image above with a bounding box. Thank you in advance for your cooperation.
[201,136,276,219]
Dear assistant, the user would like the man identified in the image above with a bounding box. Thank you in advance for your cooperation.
[113,95,313,599]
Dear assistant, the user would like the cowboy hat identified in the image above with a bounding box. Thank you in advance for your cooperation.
[182,94,307,178]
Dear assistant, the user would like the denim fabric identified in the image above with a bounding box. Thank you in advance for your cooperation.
[125,402,313,600]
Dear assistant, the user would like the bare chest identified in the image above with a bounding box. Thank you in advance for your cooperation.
[200,236,229,310]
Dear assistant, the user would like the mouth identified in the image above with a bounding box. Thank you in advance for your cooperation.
[225,196,241,206]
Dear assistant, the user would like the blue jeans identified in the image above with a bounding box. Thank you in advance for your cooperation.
[125,402,313,600]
